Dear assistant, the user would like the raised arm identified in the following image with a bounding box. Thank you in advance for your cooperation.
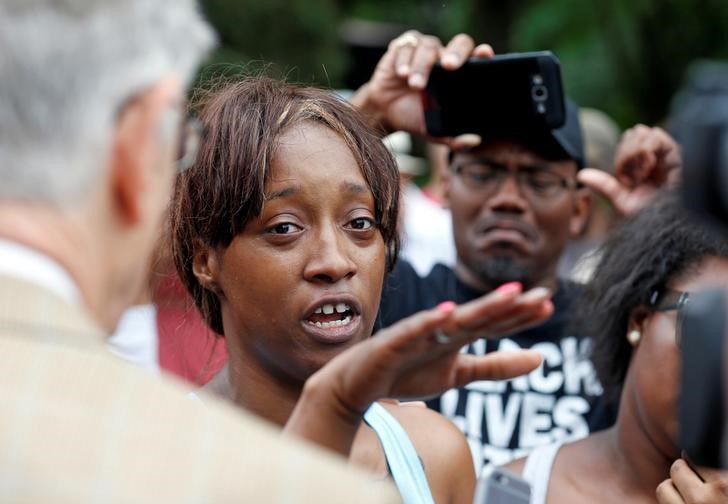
[578,124,682,216]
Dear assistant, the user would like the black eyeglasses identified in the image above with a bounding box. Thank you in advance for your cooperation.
[649,288,690,347]
[451,159,576,201]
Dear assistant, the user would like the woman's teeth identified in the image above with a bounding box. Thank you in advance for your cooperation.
[309,315,353,329]
[314,303,351,315]
[307,302,355,329]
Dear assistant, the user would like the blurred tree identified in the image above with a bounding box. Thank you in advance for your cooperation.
[198,0,728,127]
[511,0,728,126]
[337,0,528,50]
[198,0,345,86]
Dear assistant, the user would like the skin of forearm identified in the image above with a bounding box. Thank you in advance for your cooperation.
[282,373,365,457]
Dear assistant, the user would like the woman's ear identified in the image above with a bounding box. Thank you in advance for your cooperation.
[627,306,651,346]
[192,245,222,294]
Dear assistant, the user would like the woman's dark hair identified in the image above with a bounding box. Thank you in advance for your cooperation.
[170,77,400,336]
[575,192,728,404]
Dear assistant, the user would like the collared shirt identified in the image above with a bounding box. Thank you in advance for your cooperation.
[0,238,82,306]
[109,303,160,372]
[0,238,160,370]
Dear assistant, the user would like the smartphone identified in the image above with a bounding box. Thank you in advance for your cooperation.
[473,468,532,504]
[679,288,726,467]
[422,51,565,137]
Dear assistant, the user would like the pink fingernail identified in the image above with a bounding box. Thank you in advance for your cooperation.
[436,301,456,312]
[496,282,522,294]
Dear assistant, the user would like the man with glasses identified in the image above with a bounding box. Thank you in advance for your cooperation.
[376,100,615,474]
[353,31,679,474]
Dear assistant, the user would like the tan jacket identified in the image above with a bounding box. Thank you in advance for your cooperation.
[0,275,399,503]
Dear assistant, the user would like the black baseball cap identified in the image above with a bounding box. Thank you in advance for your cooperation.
[448,98,585,168]
[496,98,584,168]
[546,99,585,168]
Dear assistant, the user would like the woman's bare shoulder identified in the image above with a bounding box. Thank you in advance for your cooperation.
[378,400,464,446]
[377,400,475,504]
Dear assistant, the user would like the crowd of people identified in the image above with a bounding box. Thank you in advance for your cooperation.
[2,1,728,503]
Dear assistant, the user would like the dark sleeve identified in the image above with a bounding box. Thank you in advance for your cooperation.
[374,260,427,332]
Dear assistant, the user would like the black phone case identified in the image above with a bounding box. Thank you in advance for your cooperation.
[679,288,726,467]
[423,51,565,137]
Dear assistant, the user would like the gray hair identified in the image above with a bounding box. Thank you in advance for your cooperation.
[0,0,216,204]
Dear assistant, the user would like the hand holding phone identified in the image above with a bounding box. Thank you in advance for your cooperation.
[350,31,493,139]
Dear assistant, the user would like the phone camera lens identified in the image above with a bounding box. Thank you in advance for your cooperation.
[532,84,548,102]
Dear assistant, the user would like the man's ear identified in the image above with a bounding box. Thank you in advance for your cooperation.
[569,185,592,237]
[108,76,181,226]
[192,244,222,295]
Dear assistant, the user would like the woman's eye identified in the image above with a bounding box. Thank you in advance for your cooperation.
[348,217,375,230]
[269,222,301,235]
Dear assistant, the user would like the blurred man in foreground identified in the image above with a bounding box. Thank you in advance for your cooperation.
[0,1,395,501]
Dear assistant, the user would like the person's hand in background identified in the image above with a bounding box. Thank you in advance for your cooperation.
[351,30,492,150]
[578,125,681,216]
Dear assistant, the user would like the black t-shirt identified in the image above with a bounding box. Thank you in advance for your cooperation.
[375,260,616,476]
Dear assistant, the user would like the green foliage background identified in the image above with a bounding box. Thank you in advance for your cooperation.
[199,0,728,127]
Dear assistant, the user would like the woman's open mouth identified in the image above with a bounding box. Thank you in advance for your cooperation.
[302,299,362,344]
[307,302,355,328]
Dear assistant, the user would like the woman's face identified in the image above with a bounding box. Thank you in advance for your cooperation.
[212,122,386,382]
[627,257,728,454]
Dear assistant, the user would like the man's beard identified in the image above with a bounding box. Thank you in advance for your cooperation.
[468,254,535,289]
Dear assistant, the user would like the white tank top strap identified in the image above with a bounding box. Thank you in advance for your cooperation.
[521,441,564,504]
[363,402,435,504]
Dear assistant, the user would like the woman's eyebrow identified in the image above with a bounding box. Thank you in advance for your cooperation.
[340,181,368,194]
[265,185,302,201]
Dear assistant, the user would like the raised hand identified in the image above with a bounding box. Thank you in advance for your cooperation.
[350,30,492,149]
[578,124,681,216]
[284,283,551,455]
